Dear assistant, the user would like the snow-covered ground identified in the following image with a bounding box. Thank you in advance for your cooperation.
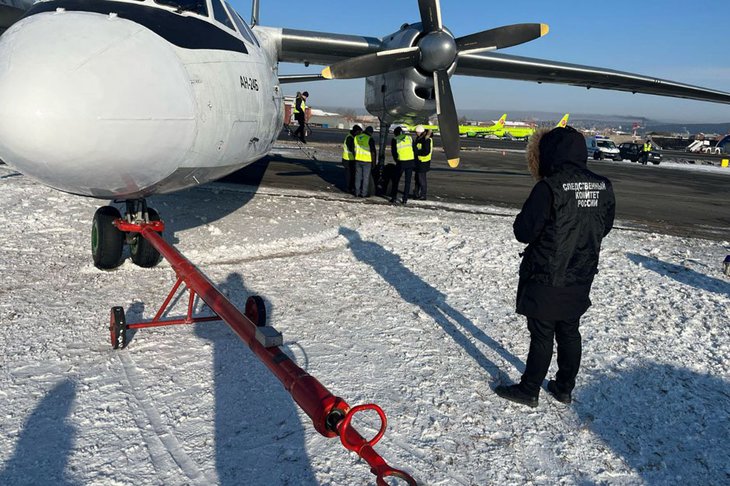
[1,163,728,485]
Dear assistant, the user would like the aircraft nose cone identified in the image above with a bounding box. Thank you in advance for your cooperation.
[0,11,196,198]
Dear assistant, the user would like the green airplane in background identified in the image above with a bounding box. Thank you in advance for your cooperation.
[403,113,568,139]
[503,113,570,139]
[403,114,506,137]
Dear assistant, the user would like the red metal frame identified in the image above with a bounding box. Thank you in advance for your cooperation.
[113,220,417,485]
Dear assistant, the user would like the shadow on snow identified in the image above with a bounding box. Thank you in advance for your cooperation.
[0,379,78,485]
[338,226,523,383]
[626,253,729,296]
[193,272,318,485]
[576,363,729,483]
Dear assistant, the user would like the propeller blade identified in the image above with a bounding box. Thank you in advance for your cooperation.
[456,23,549,54]
[321,47,420,80]
[433,70,460,167]
[418,0,442,33]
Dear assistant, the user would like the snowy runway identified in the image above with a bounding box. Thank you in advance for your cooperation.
[1,166,728,485]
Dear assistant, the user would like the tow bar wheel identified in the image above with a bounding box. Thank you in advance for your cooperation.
[110,306,127,349]
[245,295,267,327]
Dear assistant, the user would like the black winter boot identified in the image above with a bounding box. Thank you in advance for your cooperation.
[495,384,538,408]
[547,380,572,404]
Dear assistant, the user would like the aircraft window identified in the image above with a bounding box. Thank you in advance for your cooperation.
[227,3,259,46]
[154,0,208,16]
[212,0,235,31]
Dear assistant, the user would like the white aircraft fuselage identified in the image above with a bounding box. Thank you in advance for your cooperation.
[0,0,282,199]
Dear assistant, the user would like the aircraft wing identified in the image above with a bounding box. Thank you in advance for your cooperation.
[258,26,730,105]
[456,52,730,105]
[255,27,382,65]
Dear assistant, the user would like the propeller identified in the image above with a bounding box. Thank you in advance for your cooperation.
[321,0,549,167]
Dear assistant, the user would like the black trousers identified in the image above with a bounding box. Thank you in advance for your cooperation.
[391,164,413,202]
[414,170,427,198]
[294,114,306,140]
[343,160,356,193]
[520,317,582,396]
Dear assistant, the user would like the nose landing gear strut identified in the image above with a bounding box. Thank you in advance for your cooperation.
[91,199,163,270]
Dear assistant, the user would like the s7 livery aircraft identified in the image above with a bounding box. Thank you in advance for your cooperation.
[460,114,507,137]
[0,0,729,269]
[502,113,570,139]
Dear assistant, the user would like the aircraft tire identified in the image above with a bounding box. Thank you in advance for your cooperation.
[92,206,124,270]
[130,207,162,268]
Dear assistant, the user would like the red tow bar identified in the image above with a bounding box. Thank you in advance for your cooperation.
[110,220,417,485]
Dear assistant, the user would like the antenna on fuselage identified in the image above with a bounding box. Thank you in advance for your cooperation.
[251,0,260,27]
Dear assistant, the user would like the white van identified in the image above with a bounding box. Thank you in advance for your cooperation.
[586,136,622,161]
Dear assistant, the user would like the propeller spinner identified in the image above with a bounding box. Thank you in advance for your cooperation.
[321,0,549,167]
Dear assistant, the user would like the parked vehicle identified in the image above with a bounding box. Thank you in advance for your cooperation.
[586,136,622,161]
[618,142,662,164]
[685,135,730,155]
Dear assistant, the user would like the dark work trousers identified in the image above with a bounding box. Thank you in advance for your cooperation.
[343,160,356,194]
[391,163,413,202]
[414,169,428,199]
[355,161,372,197]
[294,114,306,141]
[520,317,582,396]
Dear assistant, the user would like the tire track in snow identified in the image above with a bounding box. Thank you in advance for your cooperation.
[118,352,212,485]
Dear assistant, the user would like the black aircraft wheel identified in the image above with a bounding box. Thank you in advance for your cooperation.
[245,296,267,327]
[92,206,124,270]
[130,207,162,268]
[110,306,128,349]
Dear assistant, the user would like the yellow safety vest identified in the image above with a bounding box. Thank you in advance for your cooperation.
[643,142,651,152]
[417,138,433,162]
[293,97,306,114]
[395,134,415,161]
[342,134,355,161]
[354,134,373,162]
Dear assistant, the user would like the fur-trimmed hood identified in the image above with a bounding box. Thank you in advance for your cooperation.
[526,126,588,180]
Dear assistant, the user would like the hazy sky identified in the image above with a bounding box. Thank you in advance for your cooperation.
[231,0,730,123]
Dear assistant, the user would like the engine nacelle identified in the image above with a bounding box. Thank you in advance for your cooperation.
[364,23,456,124]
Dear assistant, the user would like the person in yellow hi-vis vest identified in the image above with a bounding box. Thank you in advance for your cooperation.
[354,126,377,197]
[414,126,433,200]
[293,91,309,143]
[342,125,362,194]
[640,139,652,165]
[389,126,416,204]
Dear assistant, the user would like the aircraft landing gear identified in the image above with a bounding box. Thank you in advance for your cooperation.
[91,199,163,270]
[92,206,125,269]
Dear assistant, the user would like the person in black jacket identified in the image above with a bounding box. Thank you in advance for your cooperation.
[293,91,309,143]
[389,126,416,204]
[496,126,615,408]
[413,127,433,200]
[342,125,362,194]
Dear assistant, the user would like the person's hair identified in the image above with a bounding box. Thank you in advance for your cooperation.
[365,126,374,134]
[296,91,301,97]
[526,127,551,180]
[302,91,309,97]
[393,126,402,136]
